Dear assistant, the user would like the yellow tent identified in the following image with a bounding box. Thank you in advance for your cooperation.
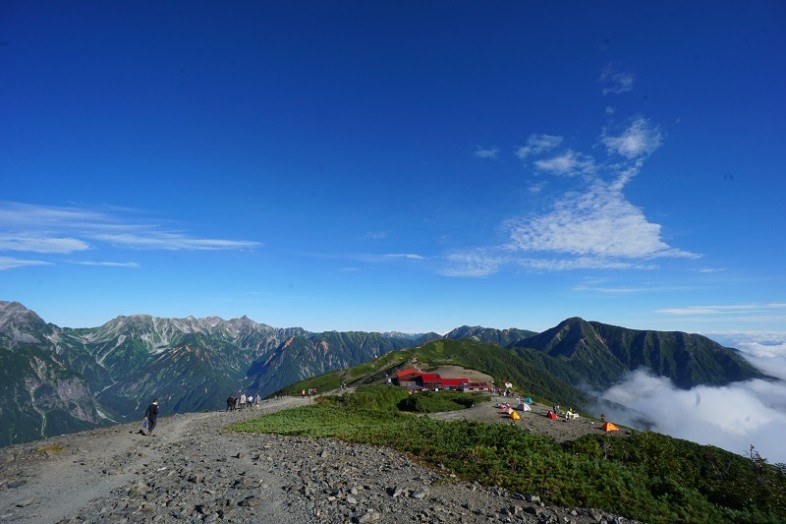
[601,422,619,432]
[510,411,520,420]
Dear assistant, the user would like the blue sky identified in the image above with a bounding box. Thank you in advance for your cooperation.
[2,1,785,336]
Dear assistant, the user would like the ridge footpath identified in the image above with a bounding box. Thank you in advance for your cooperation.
[0,397,640,524]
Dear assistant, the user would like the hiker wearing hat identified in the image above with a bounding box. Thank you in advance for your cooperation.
[144,399,159,436]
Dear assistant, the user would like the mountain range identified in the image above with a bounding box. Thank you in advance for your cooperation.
[0,300,766,447]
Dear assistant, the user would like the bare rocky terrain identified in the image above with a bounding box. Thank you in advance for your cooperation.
[0,396,638,524]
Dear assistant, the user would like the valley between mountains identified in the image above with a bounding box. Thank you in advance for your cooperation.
[0,300,765,449]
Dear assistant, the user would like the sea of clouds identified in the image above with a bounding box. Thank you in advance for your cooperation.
[594,332,786,464]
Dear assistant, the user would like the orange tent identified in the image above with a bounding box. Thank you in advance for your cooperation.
[546,411,559,420]
[602,422,620,432]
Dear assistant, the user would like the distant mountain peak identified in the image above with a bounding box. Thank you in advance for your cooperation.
[0,300,51,342]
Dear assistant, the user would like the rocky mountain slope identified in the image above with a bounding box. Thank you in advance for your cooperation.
[0,301,441,446]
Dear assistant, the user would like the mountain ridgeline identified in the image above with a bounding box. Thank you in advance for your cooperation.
[510,317,764,391]
[0,301,766,447]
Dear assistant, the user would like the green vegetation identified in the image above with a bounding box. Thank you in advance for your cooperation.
[279,338,589,409]
[397,390,486,413]
[231,385,786,524]
[512,318,766,391]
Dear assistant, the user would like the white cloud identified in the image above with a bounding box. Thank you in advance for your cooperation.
[599,369,786,463]
[74,261,141,268]
[0,235,90,254]
[0,256,51,270]
[383,253,424,260]
[310,251,426,265]
[703,332,786,382]
[595,333,786,464]
[658,303,786,316]
[364,231,387,240]
[602,117,663,159]
[0,202,110,228]
[514,134,563,160]
[516,256,649,271]
[440,251,505,277]
[0,202,261,256]
[473,146,499,159]
[506,179,697,259]
[534,150,596,176]
[600,66,635,95]
[91,232,259,251]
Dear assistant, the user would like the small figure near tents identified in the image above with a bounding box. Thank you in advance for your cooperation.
[602,422,620,432]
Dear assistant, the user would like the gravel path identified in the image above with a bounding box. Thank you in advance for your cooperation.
[0,397,640,524]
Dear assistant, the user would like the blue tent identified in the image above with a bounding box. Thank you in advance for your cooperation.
[524,397,533,404]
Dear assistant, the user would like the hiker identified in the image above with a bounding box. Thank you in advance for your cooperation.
[246,393,253,408]
[226,395,234,412]
[144,398,159,436]
[240,393,246,409]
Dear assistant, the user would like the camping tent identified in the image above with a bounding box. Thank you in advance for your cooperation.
[510,411,520,420]
[515,403,531,412]
[601,422,620,432]
[546,411,559,420]
[523,397,533,404]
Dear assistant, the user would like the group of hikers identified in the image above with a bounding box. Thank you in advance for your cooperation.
[226,392,262,411]
[139,391,261,438]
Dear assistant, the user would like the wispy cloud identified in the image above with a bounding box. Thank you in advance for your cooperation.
[658,303,786,315]
[90,232,259,251]
[602,117,663,159]
[0,256,51,270]
[516,256,654,271]
[440,251,506,277]
[534,150,596,176]
[307,251,426,265]
[505,178,697,260]
[73,261,141,268]
[383,253,425,260]
[441,73,696,279]
[514,134,563,160]
[0,202,262,265]
[0,235,90,254]
[364,231,387,240]
[600,65,635,95]
[473,146,499,160]
[442,119,696,277]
